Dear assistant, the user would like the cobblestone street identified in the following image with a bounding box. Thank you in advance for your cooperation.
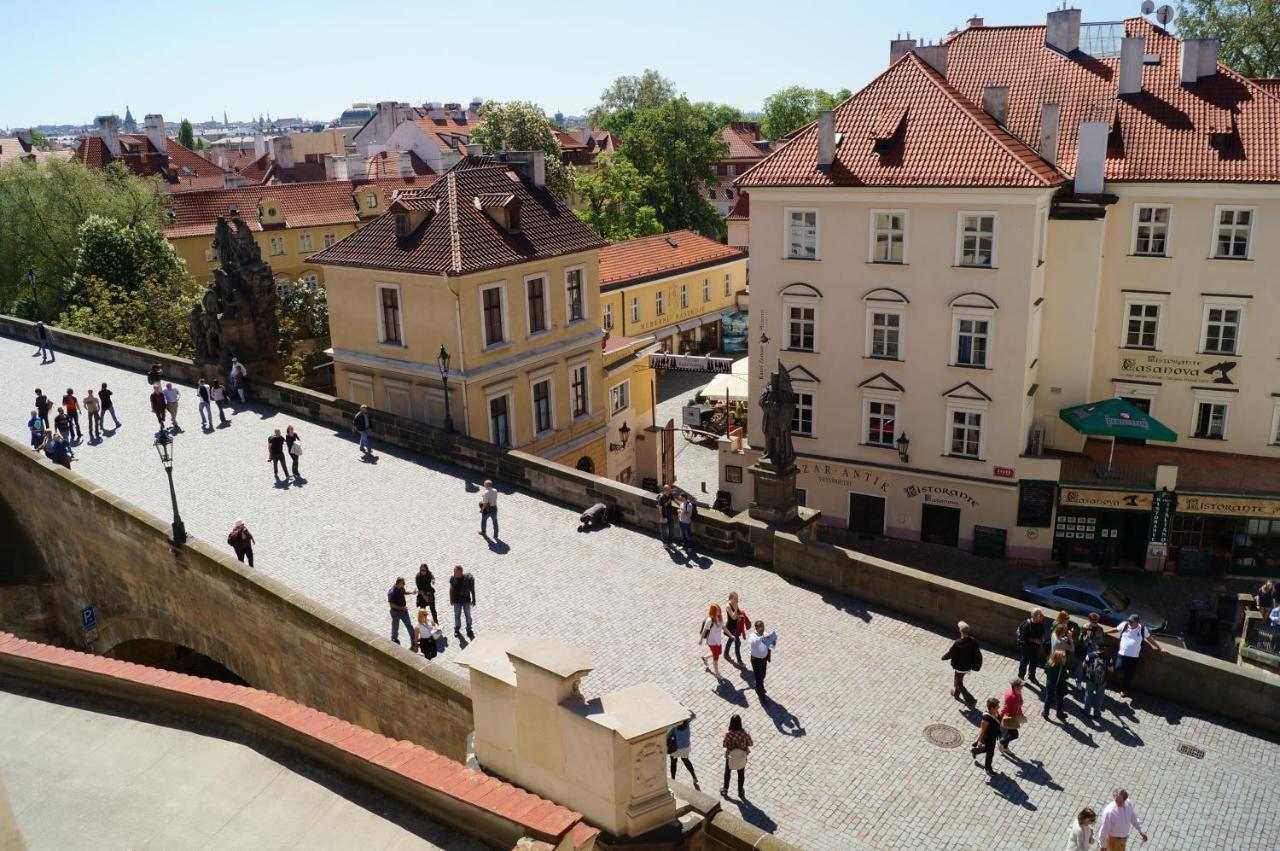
[5,335,1277,850]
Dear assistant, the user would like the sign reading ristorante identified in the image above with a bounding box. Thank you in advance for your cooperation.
[1118,352,1239,385]
[1179,493,1280,519]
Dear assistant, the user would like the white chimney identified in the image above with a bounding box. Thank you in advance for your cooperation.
[982,85,1009,125]
[326,154,349,181]
[1046,8,1081,54]
[95,115,120,154]
[345,153,367,180]
[816,110,835,168]
[890,36,917,66]
[275,135,295,168]
[1196,38,1219,78]
[914,43,948,75]
[253,132,266,159]
[1075,121,1109,195]
[1118,37,1144,96]
[143,114,166,153]
[397,150,414,177]
[1039,102,1060,165]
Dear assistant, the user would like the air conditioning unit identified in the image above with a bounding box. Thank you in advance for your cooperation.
[1027,424,1046,457]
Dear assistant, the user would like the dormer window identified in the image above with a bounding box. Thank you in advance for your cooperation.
[394,214,409,239]
[508,203,521,233]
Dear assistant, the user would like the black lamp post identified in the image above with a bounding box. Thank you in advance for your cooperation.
[896,432,910,464]
[27,267,38,320]
[436,344,455,433]
[609,421,631,452]
[153,433,187,545]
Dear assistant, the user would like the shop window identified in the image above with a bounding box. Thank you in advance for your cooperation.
[1132,205,1171,256]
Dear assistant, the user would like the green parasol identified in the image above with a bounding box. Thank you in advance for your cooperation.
[1058,398,1177,472]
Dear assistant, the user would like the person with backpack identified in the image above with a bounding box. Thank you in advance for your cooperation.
[666,717,699,790]
[62,389,82,442]
[699,603,725,679]
[720,714,753,799]
[227,520,255,567]
[196,379,213,430]
[1015,608,1047,685]
[941,620,982,708]
[1104,614,1163,698]
[33,388,52,428]
[1082,643,1111,721]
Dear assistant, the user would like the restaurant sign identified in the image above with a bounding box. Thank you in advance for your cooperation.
[1149,490,1175,545]
[1118,352,1238,385]
[1178,493,1280,519]
[1059,488,1153,511]
[649,354,733,374]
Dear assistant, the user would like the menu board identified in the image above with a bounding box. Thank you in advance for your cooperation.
[973,525,1008,559]
[1017,480,1056,528]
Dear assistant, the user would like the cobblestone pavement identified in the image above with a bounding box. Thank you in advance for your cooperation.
[4,335,1277,850]
[655,369,723,498]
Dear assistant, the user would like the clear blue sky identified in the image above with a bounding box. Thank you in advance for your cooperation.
[2,0,1149,128]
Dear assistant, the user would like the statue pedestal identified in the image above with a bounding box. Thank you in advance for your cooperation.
[748,462,800,523]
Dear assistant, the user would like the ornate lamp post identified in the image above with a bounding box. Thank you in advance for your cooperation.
[436,344,455,433]
[896,432,911,464]
[609,421,631,453]
[153,433,187,545]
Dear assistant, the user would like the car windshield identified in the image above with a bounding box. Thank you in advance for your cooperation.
[1101,587,1129,611]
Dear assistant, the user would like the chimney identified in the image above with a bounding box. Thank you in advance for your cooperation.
[397,150,414,177]
[914,43,948,75]
[1046,7,1081,54]
[253,131,266,159]
[13,128,32,148]
[466,142,485,156]
[982,85,1009,125]
[1074,121,1109,195]
[275,135,295,168]
[326,154,349,181]
[967,16,984,28]
[816,110,835,169]
[1196,38,1219,78]
[95,115,120,154]
[426,102,445,120]
[500,151,545,187]
[1039,102,1060,165]
[346,153,367,180]
[890,36,918,65]
[1118,37,1144,96]
[222,172,241,189]
[143,114,167,153]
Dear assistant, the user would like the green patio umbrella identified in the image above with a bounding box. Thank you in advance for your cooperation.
[1058,398,1177,472]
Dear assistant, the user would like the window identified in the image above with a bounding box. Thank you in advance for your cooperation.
[726,189,734,200]
[610,380,630,415]
[954,317,989,367]
[377,284,402,344]
[301,272,319,291]
[1193,400,1228,439]
[949,408,984,458]
[1271,401,1280,445]
[565,267,586,322]
[323,232,336,249]
[865,399,897,447]
[1132,205,1171,256]
[724,273,732,297]
[526,276,547,334]
[726,164,736,176]
[871,210,906,263]
[1123,301,1161,349]
[655,290,665,316]
[365,191,379,209]
[786,303,816,351]
[703,279,711,302]
[489,394,511,447]
[603,302,614,331]
[1038,207,1049,264]
[680,282,689,309]
[786,209,818,259]
[1214,206,1253,259]
[631,296,640,323]
[269,236,286,256]
[1201,306,1241,355]
[957,213,996,267]
[570,364,589,418]
[298,233,314,252]
[481,284,506,347]
[709,189,717,200]
[868,311,902,360]
[792,392,814,437]
[275,279,292,298]
[532,378,553,435]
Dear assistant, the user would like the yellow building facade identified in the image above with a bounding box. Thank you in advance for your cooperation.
[601,337,659,484]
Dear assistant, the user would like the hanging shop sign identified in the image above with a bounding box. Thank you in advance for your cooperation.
[1058,488,1153,511]
[1149,489,1175,545]
[1118,352,1239,385]
[648,353,733,374]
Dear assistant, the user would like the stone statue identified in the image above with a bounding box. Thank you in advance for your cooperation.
[758,363,797,471]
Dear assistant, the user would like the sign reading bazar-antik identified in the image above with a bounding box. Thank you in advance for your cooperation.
[1118,352,1239,384]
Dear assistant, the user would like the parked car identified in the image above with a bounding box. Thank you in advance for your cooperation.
[1022,575,1168,633]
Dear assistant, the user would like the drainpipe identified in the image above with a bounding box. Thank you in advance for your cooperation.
[449,276,470,436]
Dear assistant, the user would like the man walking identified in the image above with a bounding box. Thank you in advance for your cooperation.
[1105,614,1163,699]
[62,389,82,442]
[196,379,213,430]
[99,382,120,428]
[388,577,417,651]
[1015,608,1047,685]
[33,389,51,429]
[1097,789,1149,849]
[162,383,181,430]
[479,480,499,538]
[268,428,289,481]
[656,484,675,548]
[449,565,476,639]
[747,620,778,704]
[27,410,46,450]
[34,321,54,363]
[941,621,981,707]
[353,404,372,455]
[83,389,101,441]
[150,385,168,431]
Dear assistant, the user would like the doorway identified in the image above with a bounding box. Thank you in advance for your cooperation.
[921,504,961,547]
[848,492,885,536]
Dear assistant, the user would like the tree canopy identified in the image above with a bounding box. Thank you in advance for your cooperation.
[588,69,677,130]
[759,86,852,141]
[178,119,195,149]
[469,101,573,200]
[573,153,662,242]
[1178,0,1280,77]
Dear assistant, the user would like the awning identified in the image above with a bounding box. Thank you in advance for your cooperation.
[677,317,703,333]
[1058,399,1177,441]
[700,357,749,403]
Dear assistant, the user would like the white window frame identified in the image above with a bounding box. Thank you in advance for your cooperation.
[530,375,555,436]
[1211,205,1255,260]
[950,307,993,368]
[479,282,509,349]
[1270,400,1280,446]
[1037,206,1049,265]
[374,283,404,346]
[1131,204,1172,257]
[655,289,665,317]
[1190,389,1232,440]
[869,209,907,264]
[631,296,641,323]
[570,362,591,419]
[486,389,514,447]
[602,302,614,331]
[301,272,319,291]
[723,272,732,297]
[610,379,630,415]
[1199,298,1247,356]
[865,307,904,360]
[784,208,819,260]
[564,265,587,324]
[680,282,689,309]
[955,211,997,268]
[524,273,549,337]
[269,236,286,256]
[784,298,817,353]
[1120,294,1166,350]
[703,278,711,303]
[861,389,900,448]
[944,399,988,460]
[323,231,336,249]
[298,233,314,252]
[365,191,379,210]
[792,391,815,437]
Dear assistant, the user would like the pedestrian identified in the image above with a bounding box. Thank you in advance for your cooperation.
[478,479,499,538]
[229,358,247,402]
[34,321,54,362]
[353,404,372,454]
[147,363,164,387]
[149,385,167,431]
[53,407,71,443]
[285,425,302,478]
[414,563,438,624]
[678,492,695,548]
[942,620,982,707]
[26,410,45,450]
[577,501,610,531]
[196,379,213,430]
[449,565,476,639]
[34,388,51,426]
[656,484,676,547]
[699,603,725,678]
[162,383,181,429]
[1104,614,1163,699]
[211,379,230,425]
[1097,789,1149,849]
[1082,642,1111,721]
[268,428,289,481]
[719,714,752,799]
[997,678,1026,755]
[1082,612,1105,653]
[45,432,73,469]
[1016,608,1047,685]
[666,717,699,790]
[387,577,417,651]
[970,696,1001,775]
[1054,610,1083,688]
[1049,622,1075,692]
[62,389,82,442]
[1066,808,1098,851]
[99,382,120,428]
[84,389,101,441]
[415,609,439,660]
[1255,580,1277,614]
[724,591,748,667]
[227,520,255,567]
[1041,649,1069,721]
[747,620,778,704]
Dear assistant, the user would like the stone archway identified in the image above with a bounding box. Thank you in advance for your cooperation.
[576,456,595,474]
[109,638,247,684]
[96,615,251,686]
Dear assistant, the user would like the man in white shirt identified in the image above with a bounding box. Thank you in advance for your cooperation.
[479,480,499,539]
[747,620,778,704]
[1104,614,1163,698]
[162,383,181,430]
[1097,788,1147,850]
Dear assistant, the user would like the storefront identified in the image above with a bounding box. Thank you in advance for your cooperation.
[1170,493,1280,578]
[1051,487,1153,568]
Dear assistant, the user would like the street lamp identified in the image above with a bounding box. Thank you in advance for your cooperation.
[436,344,455,433]
[27,267,38,320]
[609,421,631,452]
[896,432,911,464]
[153,433,187,545]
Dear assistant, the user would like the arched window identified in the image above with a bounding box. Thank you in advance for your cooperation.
[576,456,595,474]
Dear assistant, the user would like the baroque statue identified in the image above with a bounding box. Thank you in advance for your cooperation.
[189,216,281,378]
[758,363,797,471]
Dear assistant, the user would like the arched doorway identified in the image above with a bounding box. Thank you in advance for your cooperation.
[109,639,248,685]
[576,456,595,474]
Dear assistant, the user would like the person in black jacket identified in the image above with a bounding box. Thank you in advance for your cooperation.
[353,404,372,455]
[942,621,981,707]
[449,565,476,639]
[1016,609,1047,685]
[267,428,288,481]
[414,563,438,624]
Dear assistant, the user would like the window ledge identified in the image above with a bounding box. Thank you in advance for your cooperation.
[865,355,902,363]
[952,264,998,270]
[1196,351,1240,357]
[377,340,405,349]
[783,256,819,262]
[859,443,897,450]
[866,260,908,267]
[1189,434,1227,441]
[781,347,817,354]
[942,453,986,462]
[948,363,991,370]
[483,341,512,353]
[1127,253,1171,259]
[1208,256,1253,262]
[566,318,589,327]
[1119,346,1161,353]
[794,433,817,440]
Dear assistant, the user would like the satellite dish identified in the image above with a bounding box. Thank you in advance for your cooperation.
[1155,4,1175,25]
[1140,0,1155,14]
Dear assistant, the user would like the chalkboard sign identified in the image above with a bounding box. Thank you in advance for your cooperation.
[1017,480,1056,528]
[973,525,1008,559]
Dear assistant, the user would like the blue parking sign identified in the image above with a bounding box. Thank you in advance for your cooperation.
[81,606,96,631]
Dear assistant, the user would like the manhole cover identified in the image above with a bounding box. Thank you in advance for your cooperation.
[1178,743,1205,759]
[924,723,963,748]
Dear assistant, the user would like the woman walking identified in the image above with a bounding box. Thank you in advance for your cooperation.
[970,697,1001,774]
[211,380,230,425]
[1065,807,1097,851]
[285,426,302,478]
[415,563,439,624]
[1042,649,1069,721]
[720,715,753,799]
[724,591,748,666]
[678,493,695,548]
[268,428,289,481]
[699,603,725,678]
[997,678,1025,756]
[666,717,699,789]
[227,520,255,567]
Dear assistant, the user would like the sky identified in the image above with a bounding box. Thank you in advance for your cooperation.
[2,0,1153,128]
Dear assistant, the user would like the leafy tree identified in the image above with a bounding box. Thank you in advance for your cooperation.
[29,130,49,149]
[178,119,195,149]
[1178,0,1280,77]
[759,86,851,141]
[276,281,331,385]
[589,69,677,132]
[695,102,748,129]
[469,101,574,200]
[573,153,662,241]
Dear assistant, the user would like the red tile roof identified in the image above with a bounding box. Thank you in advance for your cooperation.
[720,122,775,160]
[363,150,436,179]
[1253,78,1280,98]
[164,180,382,239]
[312,157,607,276]
[599,229,745,289]
[411,117,476,154]
[725,191,750,221]
[75,133,232,192]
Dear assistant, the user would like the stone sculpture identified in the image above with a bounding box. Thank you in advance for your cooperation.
[190,216,281,378]
[758,363,797,471]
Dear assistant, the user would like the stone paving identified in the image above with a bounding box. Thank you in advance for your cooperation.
[4,334,1278,850]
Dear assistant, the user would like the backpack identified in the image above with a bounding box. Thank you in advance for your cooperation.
[1087,652,1108,684]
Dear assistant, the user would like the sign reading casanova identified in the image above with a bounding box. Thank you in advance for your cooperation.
[1118,352,1239,385]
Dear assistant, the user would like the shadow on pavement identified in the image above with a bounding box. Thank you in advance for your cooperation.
[764,700,805,737]
[731,796,777,834]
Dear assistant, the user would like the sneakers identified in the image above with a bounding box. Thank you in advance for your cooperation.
[466,630,475,639]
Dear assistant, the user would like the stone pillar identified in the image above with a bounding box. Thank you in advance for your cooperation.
[747,462,799,523]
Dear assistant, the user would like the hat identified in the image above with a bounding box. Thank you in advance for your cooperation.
[233,519,245,529]
[1127,613,1140,622]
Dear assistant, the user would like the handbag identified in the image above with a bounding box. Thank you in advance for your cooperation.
[726,749,748,771]
[290,440,303,457]
[666,731,678,754]
[1000,714,1021,731]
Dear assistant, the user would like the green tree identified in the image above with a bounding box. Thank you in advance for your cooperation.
[29,130,49,149]
[759,86,851,140]
[1178,0,1280,77]
[589,69,677,132]
[469,101,574,200]
[178,119,195,149]
[695,102,748,129]
[573,153,662,241]
[276,281,331,385]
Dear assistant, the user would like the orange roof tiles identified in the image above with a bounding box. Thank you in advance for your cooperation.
[363,150,436,179]
[599,229,745,289]
[165,181,367,238]
[720,122,775,160]
[725,191,750,221]
[411,116,477,154]
[74,133,232,193]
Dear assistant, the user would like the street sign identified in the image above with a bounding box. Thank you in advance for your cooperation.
[649,353,733,374]
[81,606,97,631]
